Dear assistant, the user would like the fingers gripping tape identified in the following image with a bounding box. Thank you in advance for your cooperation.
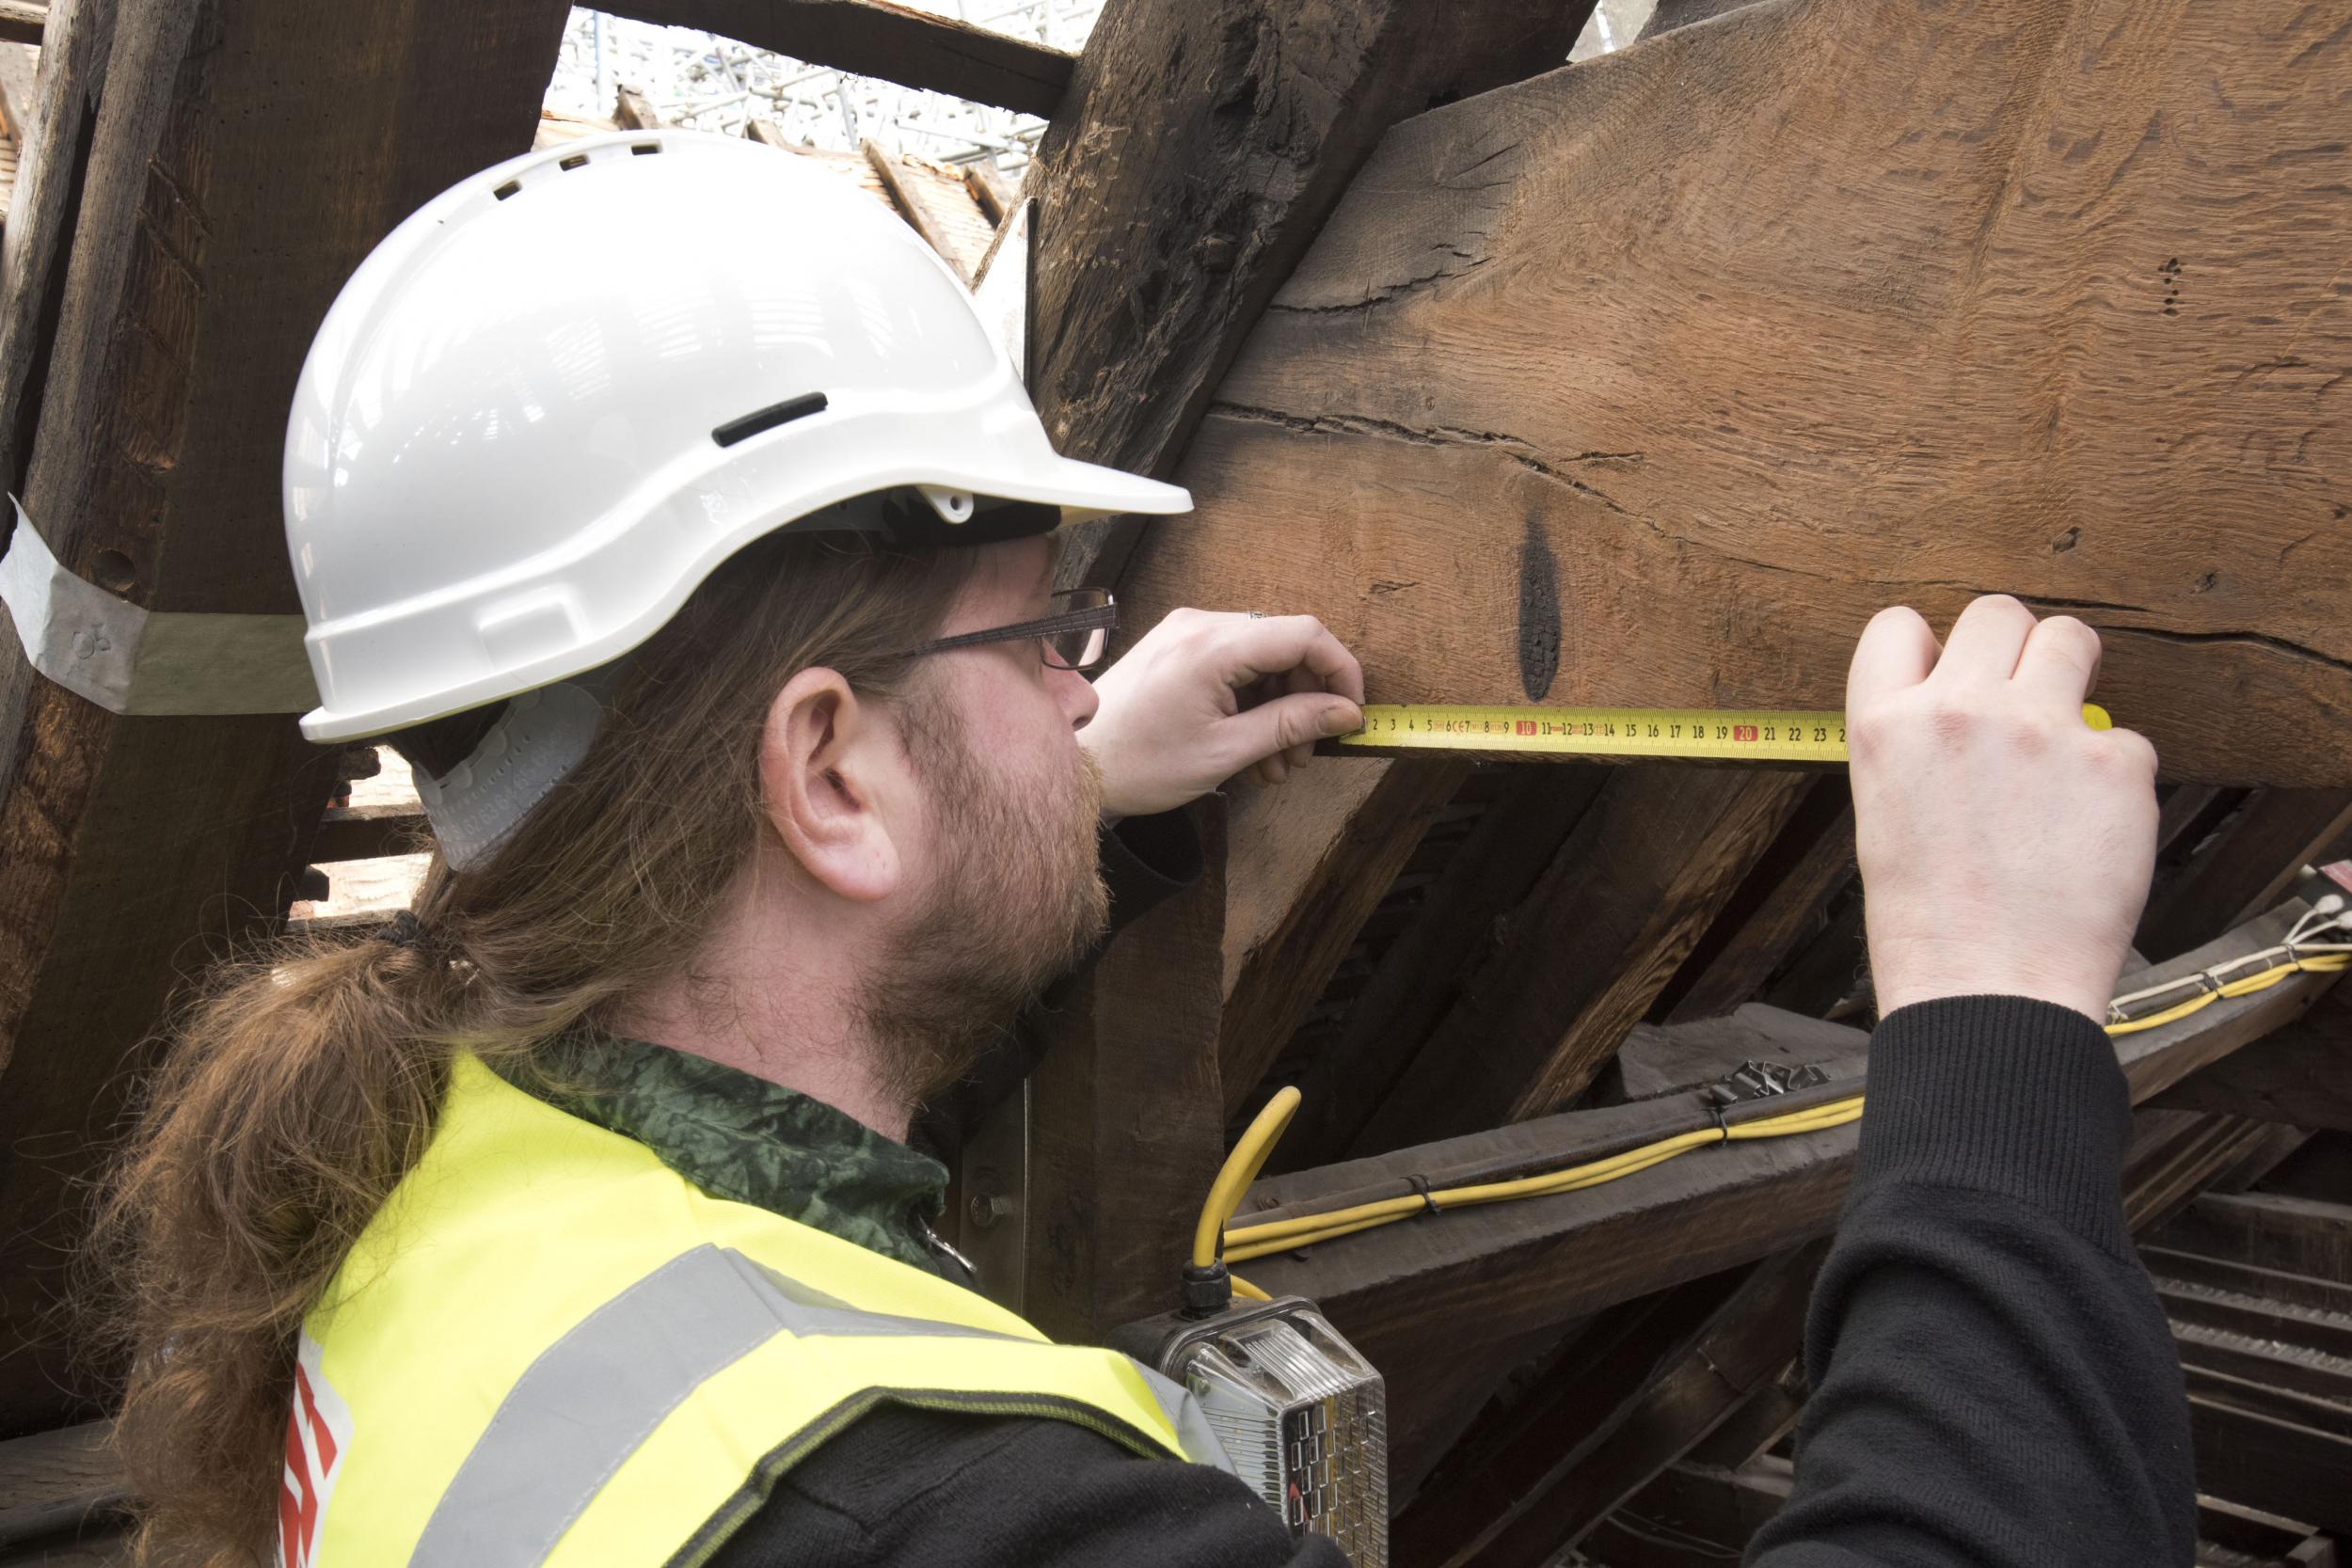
[0,499,318,716]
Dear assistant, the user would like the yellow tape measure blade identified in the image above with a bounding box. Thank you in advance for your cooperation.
[1334,703,2116,764]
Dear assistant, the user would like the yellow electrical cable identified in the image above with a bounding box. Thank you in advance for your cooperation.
[1193,1085,1302,1270]
[1230,1275,1272,1302]
[1196,949,2345,1273]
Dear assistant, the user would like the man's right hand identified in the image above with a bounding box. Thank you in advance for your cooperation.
[1847,594,2160,1023]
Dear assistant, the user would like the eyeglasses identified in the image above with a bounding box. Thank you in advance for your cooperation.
[904,587,1119,673]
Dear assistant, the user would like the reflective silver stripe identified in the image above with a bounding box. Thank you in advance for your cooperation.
[409,1244,1160,1566]
[409,1245,783,1567]
[1135,1361,1238,1474]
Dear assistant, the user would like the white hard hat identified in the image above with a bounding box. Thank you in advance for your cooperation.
[284,129,1189,744]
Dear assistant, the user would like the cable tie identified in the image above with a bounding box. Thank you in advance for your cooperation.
[1708,1100,1733,1143]
[1405,1174,1441,1217]
[2196,969,2226,996]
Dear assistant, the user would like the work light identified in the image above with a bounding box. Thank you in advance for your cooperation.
[1121,1295,1388,1566]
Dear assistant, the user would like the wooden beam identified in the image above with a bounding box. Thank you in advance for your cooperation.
[1351,767,1810,1150]
[1395,1244,1826,1568]
[0,1419,123,1546]
[861,141,970,286]
[0,0,574,1431]
[308,801,427,864]
[2154,1192,2352,1287]
[1120,0,2352,784]
[1030,0,1597,589]
[742,117,795,150]
[1216,756,1467,1116]
[2190,1398,2352,1535]
[1011,800,1228,1341]
[2137,788,2352,960]
[1658,780,1855,1024]
[1234,910,2337,1429]
[1602,1005,1864,1104]
[598,0,1073,118]
[1274,765,1611,1169]
[2153,983,2352,1133]
[0,2,40,47]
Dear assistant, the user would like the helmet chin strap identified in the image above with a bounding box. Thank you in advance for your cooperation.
[414,657,630,871]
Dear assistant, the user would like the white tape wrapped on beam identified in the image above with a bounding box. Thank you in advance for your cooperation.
[0,499,318,716]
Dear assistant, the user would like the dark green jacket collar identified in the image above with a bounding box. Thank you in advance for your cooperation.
[505,1032,954,1276]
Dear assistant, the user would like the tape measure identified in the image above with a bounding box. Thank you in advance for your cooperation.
[1331,703,2112,765]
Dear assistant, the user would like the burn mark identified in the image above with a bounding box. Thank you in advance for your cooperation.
[1518,512,1561,702]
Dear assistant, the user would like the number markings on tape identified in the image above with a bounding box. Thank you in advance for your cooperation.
[1333,704,2111,765]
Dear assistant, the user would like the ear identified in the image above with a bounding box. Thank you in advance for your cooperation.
[759,668,903,903]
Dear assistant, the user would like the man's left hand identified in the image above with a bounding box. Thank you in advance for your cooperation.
[1082,609,1365,818]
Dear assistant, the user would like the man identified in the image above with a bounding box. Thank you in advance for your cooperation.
[97,129,2188,1568]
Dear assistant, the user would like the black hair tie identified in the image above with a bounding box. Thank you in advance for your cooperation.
[380,911,425,948]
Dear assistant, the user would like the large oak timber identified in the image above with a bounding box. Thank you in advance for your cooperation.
[1120,0,2352,785]
[1032,0,1598,590]
[0,0,572,1431]
[596,0,1073,119]
[1233,907,2338,1486]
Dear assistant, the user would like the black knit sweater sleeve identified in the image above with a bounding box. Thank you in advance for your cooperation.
[1745,995,2197,1567]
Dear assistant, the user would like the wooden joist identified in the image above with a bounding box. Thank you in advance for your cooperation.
[1034,0,1598,588]
[1658,779,1855,1025]
[1231,907,2337,1479]
[597,0,1074,118]
[1350,767,1811,1148]
[2153,985,2352,1134]
[1120,0,2352,784]
[2157,1191,2352,1287]
[2137,788,2352,960]
[0,0,574,1431]
[1216,756,1467,1117]
[308,802,428,864]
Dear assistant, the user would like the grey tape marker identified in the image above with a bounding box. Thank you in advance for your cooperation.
[0,498,318,717]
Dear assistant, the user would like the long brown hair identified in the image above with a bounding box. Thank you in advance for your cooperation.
[89,528,973,1566]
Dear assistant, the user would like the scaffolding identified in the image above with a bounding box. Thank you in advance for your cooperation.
[544,3,1105,172]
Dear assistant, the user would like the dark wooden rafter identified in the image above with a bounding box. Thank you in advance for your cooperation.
[0,0,575,1432]
[1350,767,1811,1151]
[1657,778,1855,1025]
[308,802,429,864]
[1032,0,1599,590]
[2137,787,2352,961]
[0,2,40,48]
[1216,755,1468,1117]
[1227,906,2338,1488]
[2153,983,2352,1133]
[596,0,1073,119]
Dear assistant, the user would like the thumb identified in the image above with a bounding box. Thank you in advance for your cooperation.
[1227,694,1362,770]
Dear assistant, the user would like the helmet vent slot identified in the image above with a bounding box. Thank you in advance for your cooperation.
[631,142,660,155]
[713,391,830,449]
[492,179,521,201]
[558,153,589,171]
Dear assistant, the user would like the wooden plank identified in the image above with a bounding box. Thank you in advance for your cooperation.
[2191,1398,2352,1535]
[598,0,1073,118]
[0,3,39,47]
[1593,1460,1793,1567]
[2138,789,2352,960]
[1396,1245,1825,1567]
[1352,767,1810,1149]
[1660,780,1855,1024]
[961,162,1009,227]
[1236,911,2337,1427]
[308,801,427,864]
[742,117,795,150]
[0,0,573,1431]
[1014,800,1228,1340]
[860,142,974,285]
[2153,984,2352,1133]
[1030,0,1597,590]
[1274,766,1610,1169]
[2156,1192,2352,1287]
[0,1420,122,1546]
[1216,756,1467,1115]
[1121,0,2352,785]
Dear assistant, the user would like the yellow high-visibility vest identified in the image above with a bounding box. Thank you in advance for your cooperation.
[279,1054,1226,1568]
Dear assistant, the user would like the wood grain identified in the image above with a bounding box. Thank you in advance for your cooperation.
[1028,0,1597,589]
[1123,0,2352,784]
[0,0,573,1431]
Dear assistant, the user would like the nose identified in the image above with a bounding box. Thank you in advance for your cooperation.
[1054,663,1100,728]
